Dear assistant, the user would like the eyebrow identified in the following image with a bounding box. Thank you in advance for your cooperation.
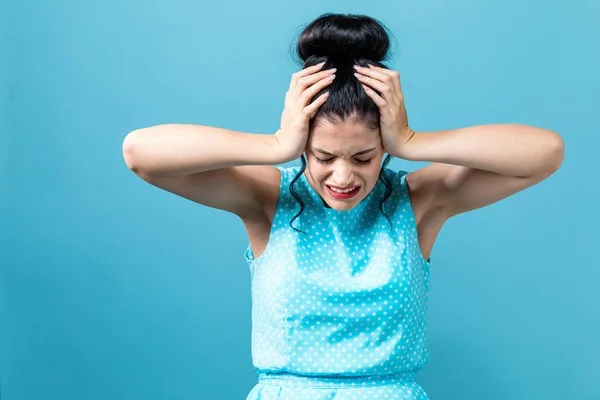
[311,147,377,157]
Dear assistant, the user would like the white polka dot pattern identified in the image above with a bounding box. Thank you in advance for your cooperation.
[244,165,432,399]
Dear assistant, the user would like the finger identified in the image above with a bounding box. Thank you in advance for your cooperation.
[289,62,326,92]
[361,84,387,108]
[304,92,329,119]
[297,73,335,106]
[354,65,402,97]
[353,64,390,81]
[364,65,403,94]
[354,72,389,96]
[293,69,335,98]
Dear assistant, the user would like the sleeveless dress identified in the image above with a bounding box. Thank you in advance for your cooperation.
[244,164,432,400]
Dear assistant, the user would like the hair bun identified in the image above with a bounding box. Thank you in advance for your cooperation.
[296,13,391,63]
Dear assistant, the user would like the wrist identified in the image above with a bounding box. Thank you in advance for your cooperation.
[269,131,297,164]
[393,128,419,160]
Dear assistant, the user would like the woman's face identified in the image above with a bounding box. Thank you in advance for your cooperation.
[303,120,385,211]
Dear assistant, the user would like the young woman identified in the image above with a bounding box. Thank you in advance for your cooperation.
[122,12,564,400]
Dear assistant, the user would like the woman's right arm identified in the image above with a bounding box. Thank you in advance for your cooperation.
[122,124,286,177]
[122,124,287,220]
[121,63,334,219]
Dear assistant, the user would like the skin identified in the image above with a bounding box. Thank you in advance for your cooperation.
[303,118,385,211]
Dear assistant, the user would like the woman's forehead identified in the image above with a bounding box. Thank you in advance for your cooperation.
[309,126,380,153]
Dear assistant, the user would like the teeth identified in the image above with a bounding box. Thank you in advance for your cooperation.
[329,186,357,193]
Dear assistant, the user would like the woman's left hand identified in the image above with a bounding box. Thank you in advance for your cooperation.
[353,64,415,158]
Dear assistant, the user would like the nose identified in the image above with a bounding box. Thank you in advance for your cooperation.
[331,165,355,186]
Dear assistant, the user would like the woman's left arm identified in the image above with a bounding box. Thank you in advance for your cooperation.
[397,124,565,217]
[352,64,565,218]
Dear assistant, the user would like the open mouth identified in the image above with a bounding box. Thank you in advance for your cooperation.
[326,185,361,199]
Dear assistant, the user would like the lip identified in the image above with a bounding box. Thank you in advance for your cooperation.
[326,184,361,199]
[327,184,359,190]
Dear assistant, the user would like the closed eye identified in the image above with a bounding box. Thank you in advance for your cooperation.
[314,156,372,165]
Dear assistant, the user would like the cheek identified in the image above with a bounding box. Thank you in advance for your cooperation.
[368,168,382,188]
[305,165,324,186]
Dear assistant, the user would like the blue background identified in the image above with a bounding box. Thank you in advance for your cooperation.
[2,1,598,399]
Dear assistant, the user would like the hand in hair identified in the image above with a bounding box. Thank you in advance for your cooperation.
[273,62,336,162]
[353,64,415,158]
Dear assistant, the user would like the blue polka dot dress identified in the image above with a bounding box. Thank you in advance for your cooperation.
[244,164,432,399]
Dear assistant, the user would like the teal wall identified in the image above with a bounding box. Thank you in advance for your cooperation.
[2,1,598,399]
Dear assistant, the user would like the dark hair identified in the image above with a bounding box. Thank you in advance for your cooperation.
[287,13,398,234]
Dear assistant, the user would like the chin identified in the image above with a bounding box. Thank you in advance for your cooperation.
[325,193,363,209]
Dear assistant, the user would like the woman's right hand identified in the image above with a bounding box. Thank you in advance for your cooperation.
[273,62,336,162]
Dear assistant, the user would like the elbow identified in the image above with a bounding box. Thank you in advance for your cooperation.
[538,132,565,178]
[122,131,142,173]
[548,132,565,172]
